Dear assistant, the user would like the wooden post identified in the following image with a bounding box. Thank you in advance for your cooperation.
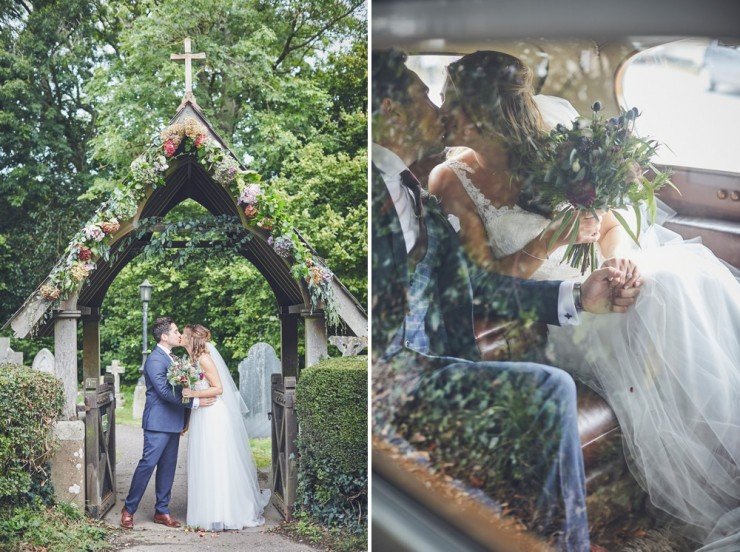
[280,312,299,379]
[270,374,298,520]
[54,295,81,420]
[82,309,101,385]
[302,310,328,368]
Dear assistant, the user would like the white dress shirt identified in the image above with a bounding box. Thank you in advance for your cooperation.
[156,343,200,408]
[373,142,580,326]
[372,143,420,253]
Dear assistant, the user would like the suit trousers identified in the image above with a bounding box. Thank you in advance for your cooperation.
[124,430,181,515]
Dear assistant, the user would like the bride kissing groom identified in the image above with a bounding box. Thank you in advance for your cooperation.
[120,317,270,531]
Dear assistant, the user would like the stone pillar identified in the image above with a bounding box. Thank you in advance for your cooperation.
[280,312,300,378]
[82,309,101,384]
[54,297,81,421]
[302,310,328,368]
[50,419,86,510]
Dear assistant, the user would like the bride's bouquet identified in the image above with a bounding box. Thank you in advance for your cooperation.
[167,355,203,403]
[516,102,676,274]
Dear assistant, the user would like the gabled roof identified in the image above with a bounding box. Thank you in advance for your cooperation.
[5,99,366,339]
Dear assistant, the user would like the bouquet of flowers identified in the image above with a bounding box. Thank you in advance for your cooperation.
[166,355,203,403]
[517,102,676,274]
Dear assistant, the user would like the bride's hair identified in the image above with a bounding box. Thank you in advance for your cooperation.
[185,324,211,362]
[446,50,544,150]
[446,51,552,216]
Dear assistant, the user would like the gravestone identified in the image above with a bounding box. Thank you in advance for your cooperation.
[32,348,55,374]
[133,380,146,420]
[239,343,281,438]
[106,360,125,408]
[329,335,367,356]
[0,337,23,364]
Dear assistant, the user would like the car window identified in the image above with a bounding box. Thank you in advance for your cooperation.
[619,38,740,173]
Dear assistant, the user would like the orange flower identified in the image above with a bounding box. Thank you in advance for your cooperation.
[243,205,258,219]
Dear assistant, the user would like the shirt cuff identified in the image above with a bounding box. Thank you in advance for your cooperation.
[192,397,200,409]
[558,280,581,326]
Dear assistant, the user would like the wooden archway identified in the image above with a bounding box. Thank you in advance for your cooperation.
[3,97,366,519]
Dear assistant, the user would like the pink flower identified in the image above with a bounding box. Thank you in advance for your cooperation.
[163,139,177,158]
[199,373,205,380]
[194,134,206,148]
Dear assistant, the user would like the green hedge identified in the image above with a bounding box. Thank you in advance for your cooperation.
[296,356,367,533]
[0,363,64,508]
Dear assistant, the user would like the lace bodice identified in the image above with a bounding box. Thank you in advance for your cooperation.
[194,359,210,390]
[444,159,584,281]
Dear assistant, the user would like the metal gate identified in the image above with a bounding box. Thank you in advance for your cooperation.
[270,374,298,520]
[83,374,117,519]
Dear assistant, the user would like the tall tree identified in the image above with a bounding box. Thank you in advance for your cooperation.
[0,0,367,374]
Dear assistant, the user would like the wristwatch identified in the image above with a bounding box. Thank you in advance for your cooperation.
[573,282,584,311]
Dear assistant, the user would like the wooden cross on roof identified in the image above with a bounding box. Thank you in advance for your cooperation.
[171,37,205,106]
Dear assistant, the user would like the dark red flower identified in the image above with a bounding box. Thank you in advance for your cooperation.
[77,245,92,261]
[566,179,596,208]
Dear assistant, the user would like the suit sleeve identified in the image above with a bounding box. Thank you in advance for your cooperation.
[434,207,562,326]
[146,356,194,408]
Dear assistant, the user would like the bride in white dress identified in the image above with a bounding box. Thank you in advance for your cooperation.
[429,50,740,551]
[181,324,271,530]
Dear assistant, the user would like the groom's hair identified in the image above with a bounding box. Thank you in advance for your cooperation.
[371,49,414,113]
[152,316,174,343]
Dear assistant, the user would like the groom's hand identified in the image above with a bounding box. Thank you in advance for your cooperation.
[199,397,216,408]
[582,267,641,314]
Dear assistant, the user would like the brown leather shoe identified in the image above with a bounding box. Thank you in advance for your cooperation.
[120,507,134,529]
[153,513,182,528]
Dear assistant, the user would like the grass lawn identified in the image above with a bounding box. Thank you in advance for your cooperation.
[116,384,271,470]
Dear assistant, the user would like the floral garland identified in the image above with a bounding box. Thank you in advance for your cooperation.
[38,117,340,328]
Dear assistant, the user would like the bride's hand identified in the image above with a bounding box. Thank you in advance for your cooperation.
[182,388,194,398]
[551,210,603,249]
[601,257,642,288]
[582,266,641,314]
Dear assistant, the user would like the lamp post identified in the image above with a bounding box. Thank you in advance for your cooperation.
[139,279,153,383]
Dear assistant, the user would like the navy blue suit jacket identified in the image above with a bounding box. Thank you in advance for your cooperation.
[142,346,193,433]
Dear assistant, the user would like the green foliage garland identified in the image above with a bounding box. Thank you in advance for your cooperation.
[37,117,341,327]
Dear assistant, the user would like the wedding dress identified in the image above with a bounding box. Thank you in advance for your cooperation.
[444,156,740,551]
[187,342,271,530]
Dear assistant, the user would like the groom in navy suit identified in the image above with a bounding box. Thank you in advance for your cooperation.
[120,317,215,529]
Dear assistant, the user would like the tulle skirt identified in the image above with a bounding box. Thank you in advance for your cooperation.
[541,234,740,550]
[187,398,271,530]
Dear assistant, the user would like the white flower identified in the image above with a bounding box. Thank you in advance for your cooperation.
[83,225,105,242]
[571,160,581,173]
[447,214,461,232]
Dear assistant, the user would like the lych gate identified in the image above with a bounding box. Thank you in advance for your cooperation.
[3,39,366,519]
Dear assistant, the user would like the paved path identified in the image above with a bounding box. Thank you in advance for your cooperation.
[103,424,315,551]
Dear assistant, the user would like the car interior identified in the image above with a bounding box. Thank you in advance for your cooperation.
[372,2,740,550]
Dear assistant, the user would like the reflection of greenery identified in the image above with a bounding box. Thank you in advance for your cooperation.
[397,365,565,536]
